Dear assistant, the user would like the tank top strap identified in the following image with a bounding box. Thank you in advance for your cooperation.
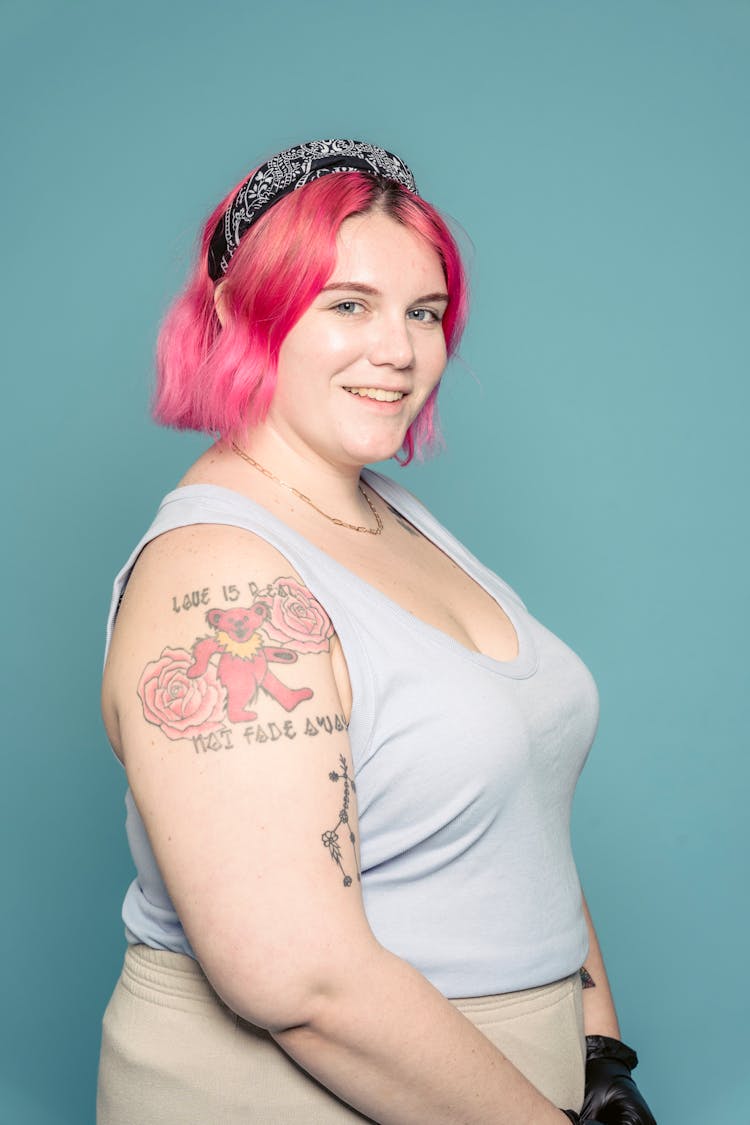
[105,482,358,652]
[362,470,527,613]
[103,482,381,762]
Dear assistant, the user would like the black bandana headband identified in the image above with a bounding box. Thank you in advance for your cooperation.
[207,139,418,281]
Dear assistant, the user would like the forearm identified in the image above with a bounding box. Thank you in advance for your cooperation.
[580,892,620,1038]
[272,945,566,1125]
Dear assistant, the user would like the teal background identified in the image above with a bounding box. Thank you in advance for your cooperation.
[2,1,748,1121]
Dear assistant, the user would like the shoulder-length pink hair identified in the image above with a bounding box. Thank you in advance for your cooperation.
[153,170,469,464]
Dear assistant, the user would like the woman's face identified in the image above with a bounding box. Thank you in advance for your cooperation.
[265,208,449,470]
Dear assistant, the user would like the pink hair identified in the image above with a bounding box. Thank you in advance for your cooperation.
[153,171,469,464]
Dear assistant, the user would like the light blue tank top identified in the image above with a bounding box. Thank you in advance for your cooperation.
[105,470,598,998]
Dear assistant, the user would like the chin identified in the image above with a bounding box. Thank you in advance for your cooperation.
[343,434,407,466]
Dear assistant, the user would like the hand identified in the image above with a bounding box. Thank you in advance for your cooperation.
[582,1035,656,1124]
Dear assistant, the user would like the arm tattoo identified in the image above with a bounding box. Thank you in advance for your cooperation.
[321,755,360,888]
[580,967,596,989]
[137,576,333,742]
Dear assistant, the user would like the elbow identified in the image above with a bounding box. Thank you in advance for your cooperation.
[197,936,377,1034]
[204,957,322,1033]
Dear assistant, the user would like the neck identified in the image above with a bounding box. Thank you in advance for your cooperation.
[240,426,363,490]
[225,427,376,531]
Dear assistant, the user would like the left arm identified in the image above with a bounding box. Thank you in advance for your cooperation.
[579,891,657,1124]
[579,891,620,1037]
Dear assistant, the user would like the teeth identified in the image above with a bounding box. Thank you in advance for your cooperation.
[345,387,404,402]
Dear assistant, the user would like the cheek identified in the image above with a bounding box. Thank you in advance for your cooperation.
[279,321,358,379]
[314,325,356,365]
[423,336,448,384]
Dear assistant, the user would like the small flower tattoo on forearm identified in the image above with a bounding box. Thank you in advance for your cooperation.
[321,755,360,888]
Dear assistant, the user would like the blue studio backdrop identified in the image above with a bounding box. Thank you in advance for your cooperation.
[2,2,748,1122]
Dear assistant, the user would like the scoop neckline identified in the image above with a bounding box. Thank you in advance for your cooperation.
[158,473,539,681]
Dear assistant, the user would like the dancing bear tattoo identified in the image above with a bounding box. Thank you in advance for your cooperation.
[187,605,314,722]
[137,577,334,741]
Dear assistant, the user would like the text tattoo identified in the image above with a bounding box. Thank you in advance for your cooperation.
[137,577,334,741]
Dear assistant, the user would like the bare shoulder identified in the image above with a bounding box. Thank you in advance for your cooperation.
[109,522,309,624]
[103,522,343,760]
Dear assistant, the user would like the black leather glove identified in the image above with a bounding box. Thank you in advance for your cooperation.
[581,1035,656,1124]
[560,1111,605,1124]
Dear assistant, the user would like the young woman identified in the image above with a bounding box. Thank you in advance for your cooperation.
[98,139,655,1124]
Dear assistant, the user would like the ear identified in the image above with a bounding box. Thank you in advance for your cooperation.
[213,281,229,328]
[206,608,223,628]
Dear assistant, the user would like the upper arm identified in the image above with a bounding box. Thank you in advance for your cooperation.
[103,523,373,1029]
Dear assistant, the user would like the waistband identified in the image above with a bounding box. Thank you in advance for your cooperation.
[121,944,579,1022]
[120,944,227,1012]
[450,973,581,1026]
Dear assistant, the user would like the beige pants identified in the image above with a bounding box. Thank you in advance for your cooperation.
[97,945,585,1123]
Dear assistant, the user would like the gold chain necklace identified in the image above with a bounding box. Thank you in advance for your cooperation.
[231,442,383,536]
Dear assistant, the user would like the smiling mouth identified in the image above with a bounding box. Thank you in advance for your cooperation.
[343,387,406,402]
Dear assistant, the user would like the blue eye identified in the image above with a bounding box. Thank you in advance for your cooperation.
[333,300,364,315]
[407,308,442,324]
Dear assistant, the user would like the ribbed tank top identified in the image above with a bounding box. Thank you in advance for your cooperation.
[105,470,598,998]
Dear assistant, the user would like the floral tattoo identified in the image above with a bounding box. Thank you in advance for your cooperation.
[322,755,360,888]
[137,577,333,740]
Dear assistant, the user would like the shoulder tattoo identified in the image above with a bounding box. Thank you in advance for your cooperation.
[137,576,334,746]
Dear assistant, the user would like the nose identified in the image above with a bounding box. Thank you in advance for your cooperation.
[368,313,415,370]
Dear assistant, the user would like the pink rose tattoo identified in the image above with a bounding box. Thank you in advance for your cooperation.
[260,578,334,654]
[138,646,227,740]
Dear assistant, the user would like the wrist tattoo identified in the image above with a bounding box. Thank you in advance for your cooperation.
[580,967,596,989]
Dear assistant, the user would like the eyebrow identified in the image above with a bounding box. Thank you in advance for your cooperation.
[321,281,449,303]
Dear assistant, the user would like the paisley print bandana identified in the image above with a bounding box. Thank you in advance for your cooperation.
[207,139,418,280]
